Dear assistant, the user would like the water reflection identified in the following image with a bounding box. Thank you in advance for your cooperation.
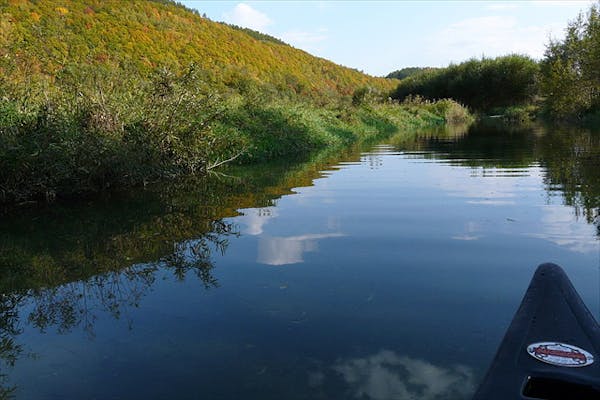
[429,164,530,202]
[530,205,598,254]
[239,207,279,235]
[401,122,600,224]
[0,294,21,399]
[26,222,235,333]
[0,147,370,397]
[0,218,237,397]
[539,126,600,224]
[311,350,475,400]
[452,221,482,241]
[257,233,345,266]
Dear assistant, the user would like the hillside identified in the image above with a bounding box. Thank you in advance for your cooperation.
[0,0,393,97]
[0,0,468,205]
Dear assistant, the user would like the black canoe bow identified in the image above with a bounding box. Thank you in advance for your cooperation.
[473,263,600,400]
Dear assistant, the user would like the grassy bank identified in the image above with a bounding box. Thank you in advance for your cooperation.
[0,66,471,205]
[0,0,474,206]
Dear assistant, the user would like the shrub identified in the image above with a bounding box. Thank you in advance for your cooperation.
[391,55,539,111]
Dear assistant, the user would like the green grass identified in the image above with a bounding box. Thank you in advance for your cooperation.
[0,68,471,205]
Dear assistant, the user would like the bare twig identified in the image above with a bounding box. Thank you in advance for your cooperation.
[206,151,244,170]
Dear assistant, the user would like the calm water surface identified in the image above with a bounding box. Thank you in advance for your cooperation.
[1,121,599,399]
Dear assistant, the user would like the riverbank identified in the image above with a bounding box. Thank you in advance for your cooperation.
[0,86,471,205]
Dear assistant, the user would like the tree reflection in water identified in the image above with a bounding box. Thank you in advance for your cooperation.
[0,141,365,398]
[392,121,600,227]
[0,218,237,398]
[0,294,22,399]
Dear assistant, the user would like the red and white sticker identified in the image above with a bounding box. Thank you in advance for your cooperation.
[527,342,594,367]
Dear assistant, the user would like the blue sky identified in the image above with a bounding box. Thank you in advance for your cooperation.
[181,1,595,76]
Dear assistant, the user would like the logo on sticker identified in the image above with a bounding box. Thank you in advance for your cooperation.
[527,342,594,367]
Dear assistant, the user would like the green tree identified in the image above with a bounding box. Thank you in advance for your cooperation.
[391,55,539,111]
[540,2,600,119]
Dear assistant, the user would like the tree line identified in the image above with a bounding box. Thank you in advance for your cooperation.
[390,2,600,121]
[390,55,539,112]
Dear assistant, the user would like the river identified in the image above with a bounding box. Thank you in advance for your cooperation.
[1,120,599,399]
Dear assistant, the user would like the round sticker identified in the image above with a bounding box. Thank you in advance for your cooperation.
[527,342,594,367]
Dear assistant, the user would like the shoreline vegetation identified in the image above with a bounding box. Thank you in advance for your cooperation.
[0,62,472,205]
[390,3,600,125]
[3,0,599,206]
[0,0,471,206]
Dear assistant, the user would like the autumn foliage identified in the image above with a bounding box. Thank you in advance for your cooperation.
[0,0,393,97]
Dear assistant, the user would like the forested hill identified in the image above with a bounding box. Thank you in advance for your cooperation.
[1,0,471,205]
[0,0,394,96]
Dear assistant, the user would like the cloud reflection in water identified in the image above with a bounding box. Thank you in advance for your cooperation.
[530,205,598,254]
[331,350,475,400]
[257,233,345,266]
[238,207,278,236]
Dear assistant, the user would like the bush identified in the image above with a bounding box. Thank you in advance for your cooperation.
[391,55,539,111]
[400,96,472,124]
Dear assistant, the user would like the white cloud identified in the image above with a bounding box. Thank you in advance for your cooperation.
[222,3,272,32]
[331,350,475,400]
[428,15,560,61]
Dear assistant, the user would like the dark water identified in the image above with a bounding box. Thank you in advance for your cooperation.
[1,121,599,399]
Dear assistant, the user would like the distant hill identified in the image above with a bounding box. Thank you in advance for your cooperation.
[0,0,394,97]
